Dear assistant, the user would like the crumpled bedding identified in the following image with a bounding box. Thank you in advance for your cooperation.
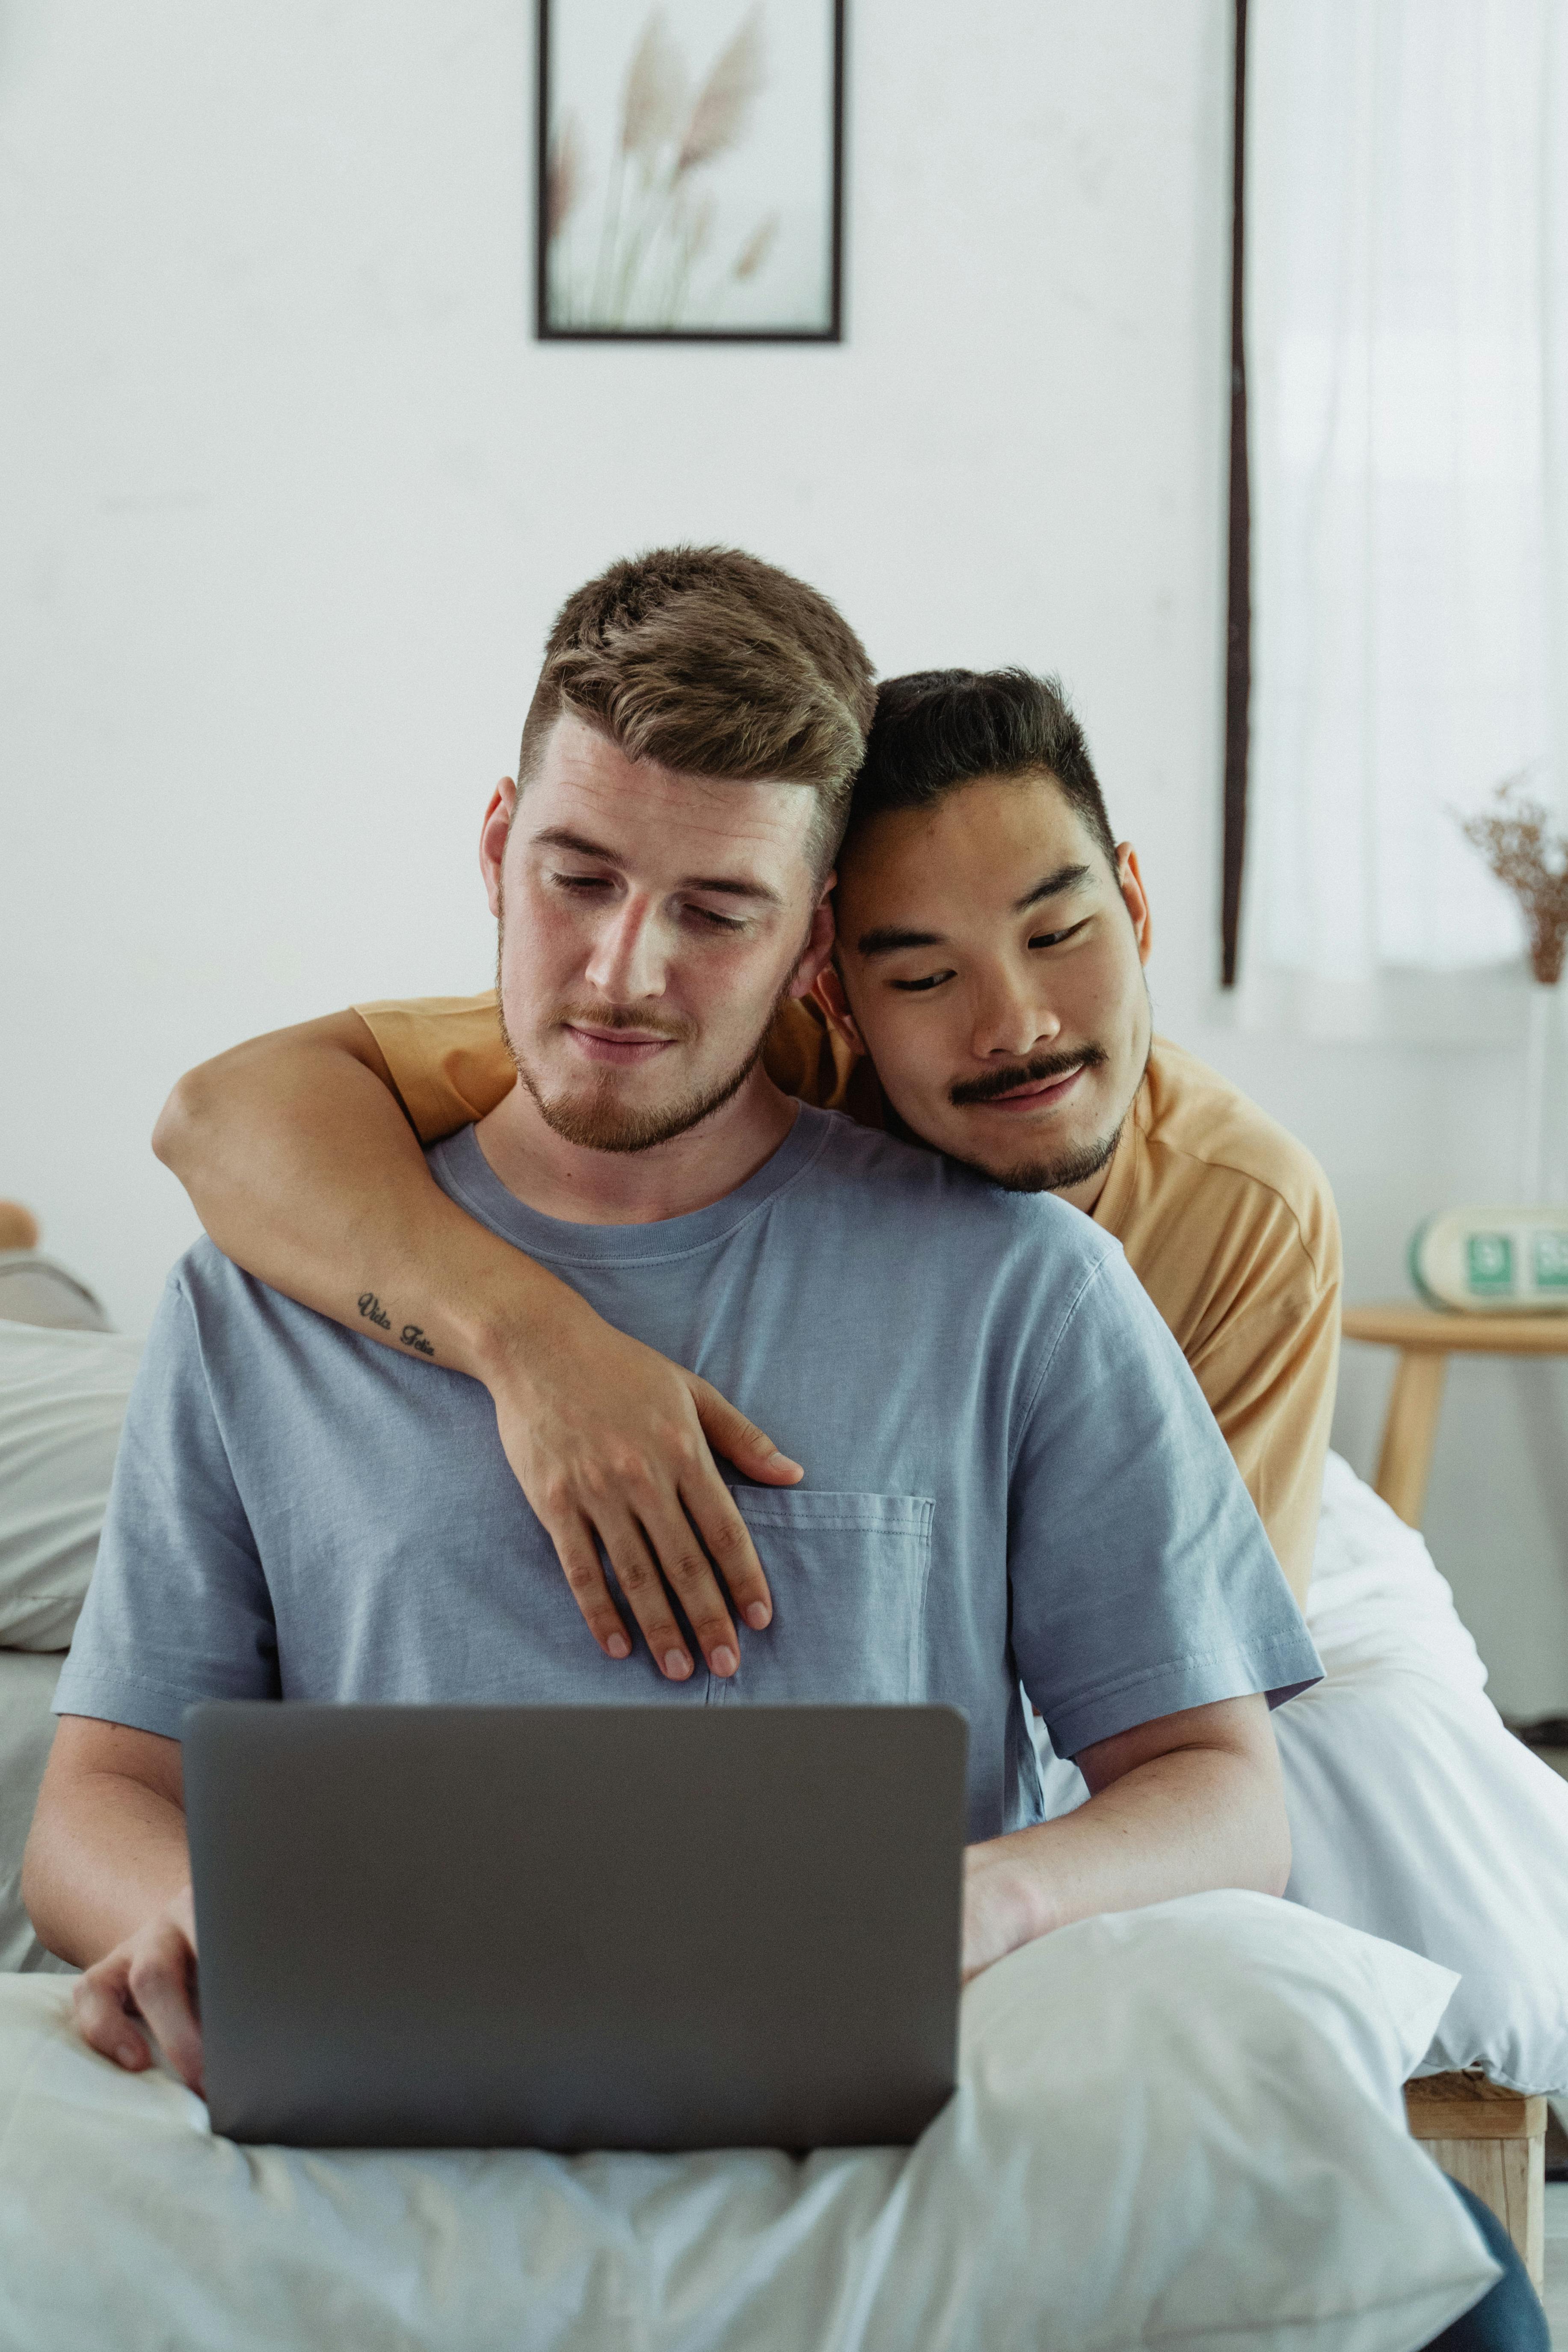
[1278,1452,1568,2087]
[0,1891,1494,2352]
[1034,1450,1568,2090]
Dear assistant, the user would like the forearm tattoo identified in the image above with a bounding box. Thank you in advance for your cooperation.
[357,1293,436,1358]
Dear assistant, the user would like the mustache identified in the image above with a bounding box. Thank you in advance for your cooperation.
[948,1046,1108,1109]
[556,1002,695,1044]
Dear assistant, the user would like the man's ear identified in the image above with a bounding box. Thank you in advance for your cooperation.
[809,962,867,1054]
[1116,843,1153,968]
[785,876,839,1002]
[480,778,518,919]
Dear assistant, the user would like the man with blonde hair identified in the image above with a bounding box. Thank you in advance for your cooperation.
[29,545,1315,2087]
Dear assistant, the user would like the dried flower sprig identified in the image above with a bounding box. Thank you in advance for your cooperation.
[676,8,765,176]
[621,12,687,163]
[554,3,775,331]
[1460,776,1568,986]
[546,111,585,240]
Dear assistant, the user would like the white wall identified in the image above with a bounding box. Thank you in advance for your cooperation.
[3,0,1564,1708]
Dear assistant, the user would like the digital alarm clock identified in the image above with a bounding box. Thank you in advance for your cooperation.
[1408,1206,1568,1313]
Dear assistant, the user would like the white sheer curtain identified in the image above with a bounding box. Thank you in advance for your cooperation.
[1243,0,1568,1002]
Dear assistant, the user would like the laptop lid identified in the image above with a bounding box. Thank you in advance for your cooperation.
[184,1702,967,2152]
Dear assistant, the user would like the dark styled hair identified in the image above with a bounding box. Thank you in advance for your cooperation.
[517,547,876,876]
[844,668,1117,867]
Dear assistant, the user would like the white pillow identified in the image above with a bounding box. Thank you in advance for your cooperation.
[0,1895,1494,2351]
[1032,1450,1568,2090]
[0,1652,73,1976]
[1277,1451,1568,2088]
[0,1321,139,1649]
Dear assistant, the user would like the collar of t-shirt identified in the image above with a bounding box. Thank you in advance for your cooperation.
[429,1108,833,1270]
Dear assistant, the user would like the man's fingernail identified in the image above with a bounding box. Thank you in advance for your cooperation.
[664,1649,692,1679]
[744,1602,771,1631]
[607,1631,631,1659]
[770,1452,803,1473]
[117,2043,139,2067]
[711,1644,738,1676]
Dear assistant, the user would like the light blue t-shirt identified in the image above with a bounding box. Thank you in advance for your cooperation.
[56,1109,1320,1839]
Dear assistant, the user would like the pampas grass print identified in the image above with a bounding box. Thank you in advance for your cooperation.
[548,4,783,329]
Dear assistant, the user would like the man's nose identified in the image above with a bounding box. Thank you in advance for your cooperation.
[970,967,1059,1060]
[584,896,667,1002]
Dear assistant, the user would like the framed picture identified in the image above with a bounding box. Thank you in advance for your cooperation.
[536,0,845,342]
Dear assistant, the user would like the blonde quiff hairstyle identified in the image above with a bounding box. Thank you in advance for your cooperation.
[516,547,876,878]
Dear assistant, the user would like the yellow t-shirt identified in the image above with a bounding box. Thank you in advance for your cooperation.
[355,994,1340,1602]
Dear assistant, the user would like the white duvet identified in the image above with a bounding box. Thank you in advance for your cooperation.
[0,1892,1495,2352]
[1035,1450,1568,2091]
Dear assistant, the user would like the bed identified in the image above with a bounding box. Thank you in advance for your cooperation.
[3,1317,1568,2343]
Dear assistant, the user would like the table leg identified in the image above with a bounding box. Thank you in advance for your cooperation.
[1374,1349,1449,1527]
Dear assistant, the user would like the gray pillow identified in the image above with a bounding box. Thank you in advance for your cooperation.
[0,1252,113,1335]
[0,1323,140,1649]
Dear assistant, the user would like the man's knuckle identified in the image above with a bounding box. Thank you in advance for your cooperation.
[706,1517,750,1560]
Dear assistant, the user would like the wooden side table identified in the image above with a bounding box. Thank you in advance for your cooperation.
[1405,2076,1547,2287]
[1341,1303,1568,1529]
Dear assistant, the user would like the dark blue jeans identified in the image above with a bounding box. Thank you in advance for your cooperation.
[1422,2181,1550,2351]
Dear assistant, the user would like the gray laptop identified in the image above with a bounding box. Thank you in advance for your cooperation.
[184,1702,967,2152]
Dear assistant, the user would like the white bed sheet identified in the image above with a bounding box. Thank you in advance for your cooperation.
[1279,1452,1568,2087]
[0,1893,1494,2352]
[1033,1450,1568,2090]
[0,1649,70,1975]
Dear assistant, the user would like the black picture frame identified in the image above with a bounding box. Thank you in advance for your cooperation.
[535,0,845,344]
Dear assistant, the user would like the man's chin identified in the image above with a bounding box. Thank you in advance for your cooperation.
[947,1121,1124,1198]
[518,1049,765,1157]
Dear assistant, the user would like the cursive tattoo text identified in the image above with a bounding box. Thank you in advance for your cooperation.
[356,1294,436,1358]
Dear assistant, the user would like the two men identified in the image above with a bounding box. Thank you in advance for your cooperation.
[146,621,1340,1697]
[26,545,1315,2082]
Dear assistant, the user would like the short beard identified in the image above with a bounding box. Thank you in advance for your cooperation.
[494,896,797,1156]
[940,1041,1151,1196]
[510,1017,770,1154]
[962,1121,1125,1197]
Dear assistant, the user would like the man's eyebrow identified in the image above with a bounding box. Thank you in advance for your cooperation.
[678,870,783,906]
[529,826,621,863]
[855,864,1095,958]
[528,826,783,906]
[1014,862,1092,912]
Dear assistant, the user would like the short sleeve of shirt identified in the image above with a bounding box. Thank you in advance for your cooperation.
[51,1271,278,1740]
[1181,1222,1339,1607]
[354,994,514,1145]
[1009,1243,1322,1760]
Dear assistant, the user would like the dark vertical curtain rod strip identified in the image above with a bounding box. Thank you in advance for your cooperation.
[1221,0,1251,988]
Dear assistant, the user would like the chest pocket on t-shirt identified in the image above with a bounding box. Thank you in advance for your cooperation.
[710,1489,935,1705]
